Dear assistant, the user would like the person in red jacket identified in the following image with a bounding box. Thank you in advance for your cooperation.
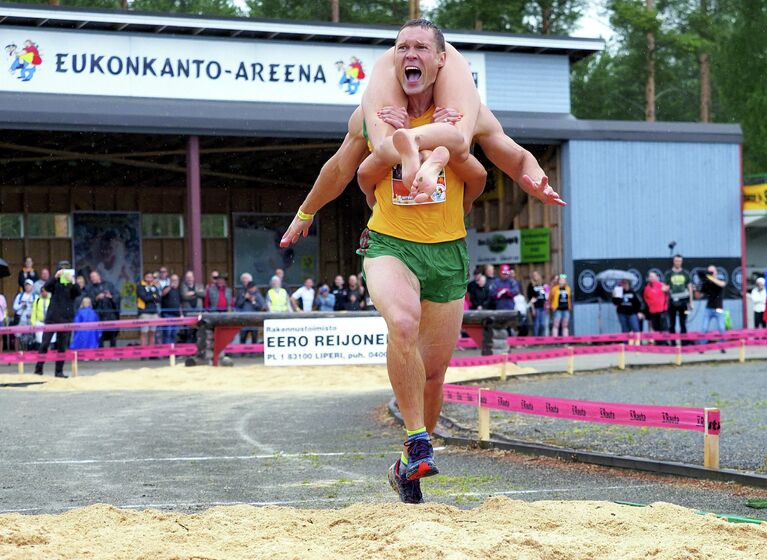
[642,271,669,336]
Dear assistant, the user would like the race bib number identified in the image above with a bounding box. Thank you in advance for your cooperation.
[391,164,446,206]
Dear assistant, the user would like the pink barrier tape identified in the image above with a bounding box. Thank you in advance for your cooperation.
[442,384,480,404]
[0,316,198,336]
[443,383,718,434]
[223,343,265,353]
[571,344,625,356]
[631,340,743,355]
[448,354,507,367]
[506,333,631,346]
[494,328,767,348]
[508,348,573,361]
[0,344,197,364]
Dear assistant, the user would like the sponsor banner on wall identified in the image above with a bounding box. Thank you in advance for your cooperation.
[467,228,550,269]
[573,257,743,303]
[744,183,767,212]
[72,212,141,315]
[233,213,318,288]
[0,26,486,105]
[264,316,388,366]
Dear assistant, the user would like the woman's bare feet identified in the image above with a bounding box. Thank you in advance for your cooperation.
[392,129,421,191]
[411,146,450,203]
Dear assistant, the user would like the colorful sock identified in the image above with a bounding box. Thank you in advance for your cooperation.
[406,427,429,442]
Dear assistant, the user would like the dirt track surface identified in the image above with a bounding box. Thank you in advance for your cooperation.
[2,363,766,559]
[2,498,766,560]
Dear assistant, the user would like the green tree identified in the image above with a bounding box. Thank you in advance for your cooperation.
[131,0,241,15]
[247,0,409,24]
[429,0,584,34]
[714,0,767,173]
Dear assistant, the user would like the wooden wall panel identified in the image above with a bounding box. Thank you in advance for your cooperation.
[0,240,24,302]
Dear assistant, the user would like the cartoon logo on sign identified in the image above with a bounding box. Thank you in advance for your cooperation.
[5,40,42,82]
[335,56,365,95]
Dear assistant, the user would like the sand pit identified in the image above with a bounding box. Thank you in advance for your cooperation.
[0,362,533,393]
[1,497,765,559]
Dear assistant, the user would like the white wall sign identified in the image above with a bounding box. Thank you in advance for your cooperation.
[466,228,521,268]
[264,316,388,366]
[1,26,486,105]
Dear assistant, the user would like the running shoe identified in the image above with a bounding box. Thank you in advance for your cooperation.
[404,437,439,481]
[388,459,423,504]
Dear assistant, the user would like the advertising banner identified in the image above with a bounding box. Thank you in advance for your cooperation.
[233,213,318,287]
[263,316,388,366]
[743,183,767,212]
[72,212,141,315]
[467,227,551,269]
[573,257,743,302]
[0,26,486,105]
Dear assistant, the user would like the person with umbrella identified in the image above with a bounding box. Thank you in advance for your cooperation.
[34,260,81,378]
[611,279,642,344]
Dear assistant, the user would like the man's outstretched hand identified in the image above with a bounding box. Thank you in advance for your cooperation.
[280,214,313,247]
[521,175,567,206]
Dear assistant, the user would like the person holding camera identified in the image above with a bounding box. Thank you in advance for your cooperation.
[697,265,727,350]
[12,279,37,350]
[34,260,81,377]
[88,270,121,348]
[234,281,265,343]
[137,271,161,346]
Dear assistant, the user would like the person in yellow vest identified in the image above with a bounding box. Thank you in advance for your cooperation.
[266,275,292,313]
[31,286,52,349]
[280,20,554,504]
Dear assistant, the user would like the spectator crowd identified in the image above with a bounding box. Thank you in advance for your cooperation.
[2,254,765,357]
[1,257,377,352]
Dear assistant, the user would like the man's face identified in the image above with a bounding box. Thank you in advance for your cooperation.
[210,271,219,283]
[673,256,682,269]
[185,271,194,284]
[348,275,358,289]
[171,274,180,288]
[144,273,154,284]
[89,271,101,285]
[707,266,717,276]
[40,268,50,280]
[648,272,658,283]
[159,268,168,279]
[304,278,314,289]
[394,26,445,97]
[334,275,344,287]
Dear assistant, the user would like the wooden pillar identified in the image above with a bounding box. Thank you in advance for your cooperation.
[186,136,203,282]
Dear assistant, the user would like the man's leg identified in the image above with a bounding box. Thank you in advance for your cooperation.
[418,298,465,434]
[34,330,54,375]
[54,330,70,377]
[363,256,425,431]
[668,306,678,334]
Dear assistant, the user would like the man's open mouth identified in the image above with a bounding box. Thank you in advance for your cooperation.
[405,66,422,83]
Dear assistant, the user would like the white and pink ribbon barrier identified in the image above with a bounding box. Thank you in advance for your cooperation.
[0,316,198,335]
[223,343,265,354]
[443,383,721,435]
[455,327,767,350]
[0,343,197,364]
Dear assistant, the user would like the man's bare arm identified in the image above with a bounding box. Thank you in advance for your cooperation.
[280,108,369,247]
[474,105,565,206]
